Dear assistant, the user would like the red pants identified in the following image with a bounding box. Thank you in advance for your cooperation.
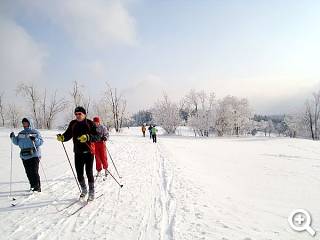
[94,142,108,171]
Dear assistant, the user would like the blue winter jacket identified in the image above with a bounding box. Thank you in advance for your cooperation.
[11,118,44,160]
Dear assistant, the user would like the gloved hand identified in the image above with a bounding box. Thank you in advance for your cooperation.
[101,136,107,141]
[78,134,90,143]
[10,132,15,138]
[57,134,64,142]
[29,136,36,141]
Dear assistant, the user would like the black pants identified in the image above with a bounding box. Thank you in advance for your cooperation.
[152,134,157,143]
[149,132,152,139]
[22,157,41,190]
[75,152,94,185]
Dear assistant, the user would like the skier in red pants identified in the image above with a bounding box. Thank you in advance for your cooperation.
[93,116,109,177]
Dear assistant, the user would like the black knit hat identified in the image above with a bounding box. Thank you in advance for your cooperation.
[74,106,86,115]
[22,118,30,124]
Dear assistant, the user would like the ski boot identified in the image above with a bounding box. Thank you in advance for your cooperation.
[88,183,95,201]
[79,182,88,200]
[96,171,101,177]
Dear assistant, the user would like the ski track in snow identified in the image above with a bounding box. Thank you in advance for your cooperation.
[0,130,180,240]
[156,143,176,240]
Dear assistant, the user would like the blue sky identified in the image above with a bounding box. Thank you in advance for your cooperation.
[1,0,320,114]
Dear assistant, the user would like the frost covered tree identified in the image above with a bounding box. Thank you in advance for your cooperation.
[105,83,127,132]
[233,98,251,135]
[0,92,5,126]
[179,108,189,125]
[182,89,200,115]
[275,121,287,136]
[183,90,216,137]
[152,94,180,134]
[237,118,257,136]
[267,119,274,137]
[215,96,251,136]
[256,120,268,136]
[284,114,304,138]
[132,110,153,126]
[7,104,21,128]
[215,101,232,136]
[304,91,320,140]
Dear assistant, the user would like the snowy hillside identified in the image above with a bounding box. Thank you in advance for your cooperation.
[0,127,319,240]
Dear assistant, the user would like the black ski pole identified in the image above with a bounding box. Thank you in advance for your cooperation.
[106,169,123,188]
[31,140,49,187]
[9,139,15,201]
[107,148,122,179]
[61,142,81,193]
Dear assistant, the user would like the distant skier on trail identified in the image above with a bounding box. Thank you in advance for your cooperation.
[10,117,43,192]
[57,106,100,201]
[151,125,158,143]
[148,125,152,139]
[92,116,109,177]
[141,124,146,137]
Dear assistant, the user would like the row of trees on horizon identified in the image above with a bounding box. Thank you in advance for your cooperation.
[0,81,127,132]
[1,81,320,140]
[133,89,320,140]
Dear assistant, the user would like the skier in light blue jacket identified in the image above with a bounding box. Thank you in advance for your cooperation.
[10,117,43,192]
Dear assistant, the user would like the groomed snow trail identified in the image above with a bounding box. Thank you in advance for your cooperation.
[1,128,320,240]
[0,129,178,240]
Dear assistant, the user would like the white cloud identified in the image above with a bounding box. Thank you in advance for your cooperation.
[122,74,168,112]
[0,17,46,91]
[85,61,109,80]
[27,0,137,49]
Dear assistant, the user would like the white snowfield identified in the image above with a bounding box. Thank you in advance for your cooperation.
[0,127,319,240]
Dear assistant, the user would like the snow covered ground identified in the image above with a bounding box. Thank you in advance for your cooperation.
[0,127,320,240]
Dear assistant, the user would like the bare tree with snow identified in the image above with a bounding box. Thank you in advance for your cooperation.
[0,92,5,127]
[17,83,41,128]
[17,83,68,129]
[119,99,128,129]
[66,80,92,121]
[105,83,127,132]
[7,104,21,129]
[152,94,180,134]
[70,80,83,108]
[44,90,68,129]
[92,100,113,127]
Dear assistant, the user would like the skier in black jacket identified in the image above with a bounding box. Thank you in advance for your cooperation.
[57,106,100,201]
[148,125,152,139]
